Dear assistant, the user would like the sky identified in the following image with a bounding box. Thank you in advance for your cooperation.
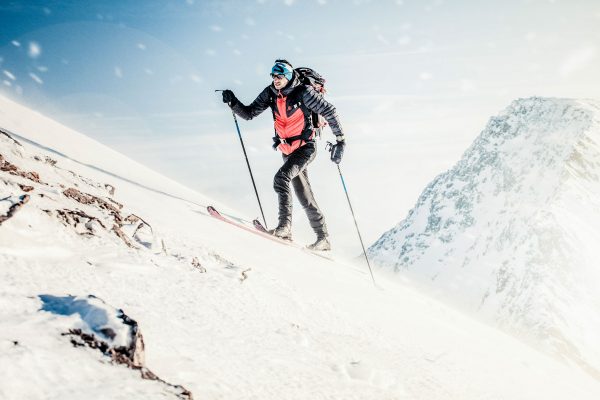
[1,0,600,253]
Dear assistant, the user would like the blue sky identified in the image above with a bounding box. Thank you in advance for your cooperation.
[2,0,600,253]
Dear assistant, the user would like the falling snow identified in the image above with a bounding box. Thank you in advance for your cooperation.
[3,70,16,81]
[29,73,43,84]
[28,42,42,59]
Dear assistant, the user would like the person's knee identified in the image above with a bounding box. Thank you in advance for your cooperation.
[273,169,291,191]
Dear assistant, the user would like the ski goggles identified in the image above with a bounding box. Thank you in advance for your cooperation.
[271,62,293,80]
[270,73,286,80]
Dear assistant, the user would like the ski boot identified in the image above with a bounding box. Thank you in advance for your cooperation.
[269,224,292,241]
[307,234,331,251]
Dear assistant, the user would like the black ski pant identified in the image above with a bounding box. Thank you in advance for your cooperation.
[273,141,328,237]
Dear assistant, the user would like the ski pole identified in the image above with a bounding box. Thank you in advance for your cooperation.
[216,90,268,229]
[327,142,376,286]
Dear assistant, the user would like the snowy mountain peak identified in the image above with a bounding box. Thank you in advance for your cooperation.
[368,97,600,377]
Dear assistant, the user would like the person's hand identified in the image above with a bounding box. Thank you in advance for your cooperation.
[330,139,345,164]
[222,89,237,105]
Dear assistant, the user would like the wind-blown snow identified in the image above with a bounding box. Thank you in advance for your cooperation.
[2,94,600,399]
[368,97,600,378]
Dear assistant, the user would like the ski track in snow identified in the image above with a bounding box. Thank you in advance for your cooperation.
[2,94,600,399]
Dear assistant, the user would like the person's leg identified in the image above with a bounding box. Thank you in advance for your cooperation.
[291,167,328,238]
[272,143,316,237]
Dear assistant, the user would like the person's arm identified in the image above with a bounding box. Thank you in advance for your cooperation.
[302,86,344,141]
[223,87,271,120]
[302,86,345,164]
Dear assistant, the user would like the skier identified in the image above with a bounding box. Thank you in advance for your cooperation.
[221,59,345,251]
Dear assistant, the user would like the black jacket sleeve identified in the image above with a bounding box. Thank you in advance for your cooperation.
[230,86,271,120]
[302,86,344,138]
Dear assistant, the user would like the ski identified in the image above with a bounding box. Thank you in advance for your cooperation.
[207,205,295,247]
[206,205,280,244]
[252,218,268,233]
[206,205,333,260]
[253,216,333,260]
[253,215,333,260]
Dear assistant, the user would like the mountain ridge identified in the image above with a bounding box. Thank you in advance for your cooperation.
[368,96,600,378]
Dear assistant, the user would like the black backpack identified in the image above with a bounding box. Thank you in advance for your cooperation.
[295,67,326,92]
[295,67,328,138]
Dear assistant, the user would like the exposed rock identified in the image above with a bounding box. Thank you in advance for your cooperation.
[33,155,57,166]
[191,257,206,273]
[62,187,122,213]
[1,154,41,183]
[0,194,30,225]
[105,183,116,196]
[19,184,34,192]
[55,209,107,235]
[240,268,252,283]
[112,224,138,248]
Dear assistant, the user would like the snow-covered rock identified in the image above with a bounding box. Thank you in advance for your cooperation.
[39,294,144,362]
[39,294,192,399]
[368,97,600,376]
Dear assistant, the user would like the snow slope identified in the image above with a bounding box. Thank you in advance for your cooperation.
[368,97,600,378]
[2,94,600,399]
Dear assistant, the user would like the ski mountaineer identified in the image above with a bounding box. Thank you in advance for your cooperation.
[220,59,345,251]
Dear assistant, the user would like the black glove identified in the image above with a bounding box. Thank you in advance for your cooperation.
[221,89,237,105]
[330,140,345,164]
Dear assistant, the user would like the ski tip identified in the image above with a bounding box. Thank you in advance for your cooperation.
[207,205,220,215]
[252,219,268,233]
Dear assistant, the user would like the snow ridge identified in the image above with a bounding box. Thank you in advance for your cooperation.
[368,97,600,376]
